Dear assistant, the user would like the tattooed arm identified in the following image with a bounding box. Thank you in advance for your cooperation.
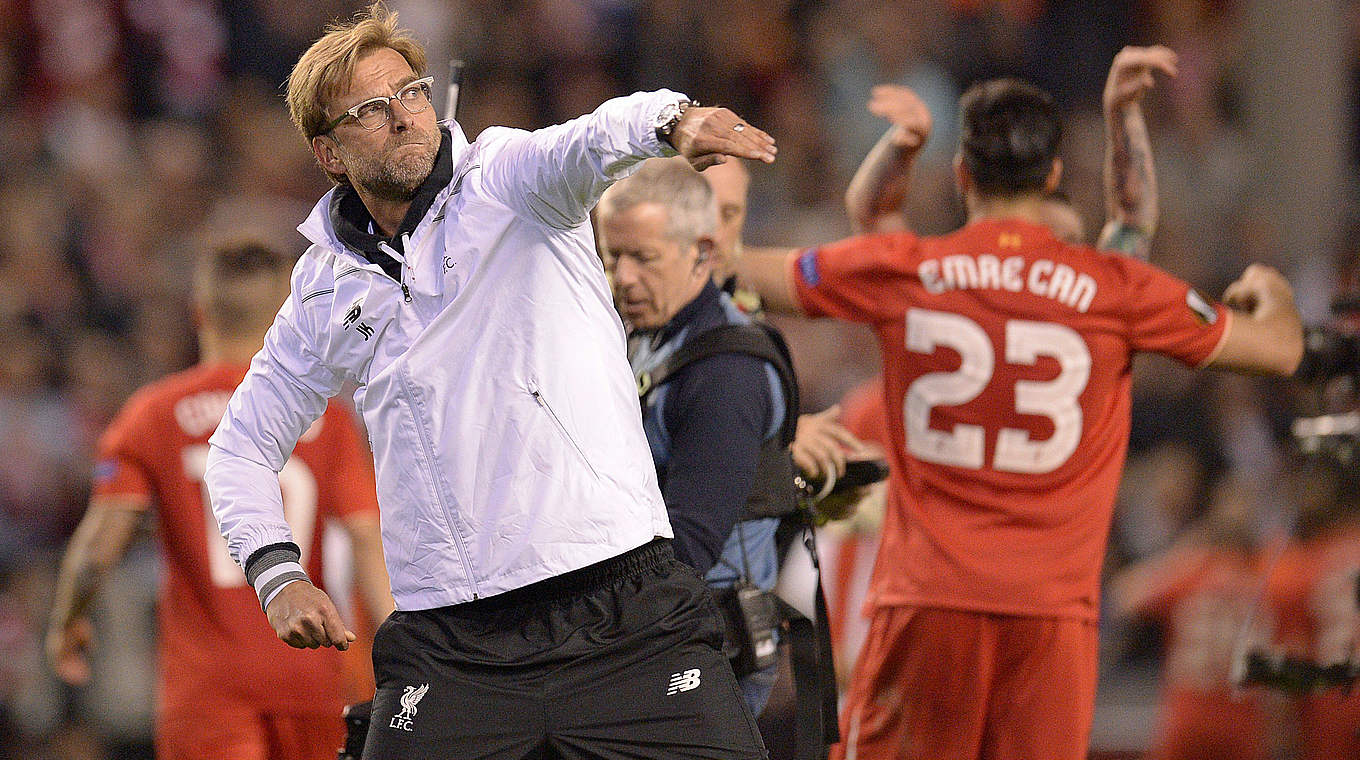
[843,85,933,234]
[46,498,147,684]
[1098,46,1178,259]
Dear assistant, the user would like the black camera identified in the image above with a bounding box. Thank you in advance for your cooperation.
[794,458,890,501]
[337,700,371,760]
[1292,409,1360,466]
[1292,296,1360,466]
[1296,323,1360,385]
[1236,650,1358,695]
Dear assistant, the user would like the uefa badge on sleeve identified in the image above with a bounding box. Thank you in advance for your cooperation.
[1186,289,1218,325]
[797,249,821,286]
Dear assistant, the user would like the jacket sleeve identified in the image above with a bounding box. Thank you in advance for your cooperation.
[477,89,688,229]
[206,276,348,574]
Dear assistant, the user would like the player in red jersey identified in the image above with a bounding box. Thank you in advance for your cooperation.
[1265,467,1360,760]
[46,239,394,760]
[1111,481,1279,760]
[737,68,1303,758]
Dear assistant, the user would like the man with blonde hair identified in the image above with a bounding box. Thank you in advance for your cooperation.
[47,239,392,760]
[204,3,777,758]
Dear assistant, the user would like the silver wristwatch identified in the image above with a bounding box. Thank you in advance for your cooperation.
[654,99,696,147]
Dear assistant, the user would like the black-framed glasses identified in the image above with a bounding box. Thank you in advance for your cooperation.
[322,76,435,134]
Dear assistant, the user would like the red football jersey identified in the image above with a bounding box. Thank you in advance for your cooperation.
[1129,547,1272,760]
[792,218,1230,619]
[1267,525,1360,760]
[92,362,379,715]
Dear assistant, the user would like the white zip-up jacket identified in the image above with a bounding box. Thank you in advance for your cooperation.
[206,91,683,610]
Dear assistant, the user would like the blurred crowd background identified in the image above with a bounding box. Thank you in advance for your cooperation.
[2,0,1359,757]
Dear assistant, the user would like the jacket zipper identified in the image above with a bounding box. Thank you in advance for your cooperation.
[528,380,601,481]
[378,240,414,303]
[397,368,480,599]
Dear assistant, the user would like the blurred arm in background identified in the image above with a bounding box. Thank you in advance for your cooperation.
[45,497,147,685]
[843,85,934,235]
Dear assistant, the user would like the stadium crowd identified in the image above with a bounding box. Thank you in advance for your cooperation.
[1,0,1357,758]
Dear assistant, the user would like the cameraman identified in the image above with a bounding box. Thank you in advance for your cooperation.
[600,158,841,718]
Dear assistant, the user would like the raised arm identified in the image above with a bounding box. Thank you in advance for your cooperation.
[481,91,776,229]
[1097,46,1178,259]
[1208,264,1305,375]
[45,497,145,684]
[844,85,934,234]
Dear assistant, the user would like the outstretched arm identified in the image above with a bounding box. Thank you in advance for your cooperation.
[46,498,146,684]
[736,246,804,315]
[1207,264,1304,375]
[844,85,934,234]
[1097,46,1178,258]
[483,92,776,228]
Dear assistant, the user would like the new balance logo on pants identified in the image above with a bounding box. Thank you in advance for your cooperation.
[666,668,701,695]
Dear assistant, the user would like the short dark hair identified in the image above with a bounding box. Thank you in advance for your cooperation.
[958,78,1061,197]
[193,239,294,334]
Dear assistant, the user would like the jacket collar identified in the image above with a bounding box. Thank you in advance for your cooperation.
[297,122,469,278]
[327,126,455,280]
[639,278,723,350]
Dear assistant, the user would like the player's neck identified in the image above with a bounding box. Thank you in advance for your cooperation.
[198,332,263,367]
[966,194,1049,228]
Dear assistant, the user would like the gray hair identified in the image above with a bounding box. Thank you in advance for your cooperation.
[598,157,717,247]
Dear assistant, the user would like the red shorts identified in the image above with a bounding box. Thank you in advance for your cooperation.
[157,699,344,760]
[831,606,1098,760]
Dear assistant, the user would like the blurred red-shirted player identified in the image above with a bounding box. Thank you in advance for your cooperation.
[1111,482,1279,760]
[1267,468,1360,760]
[46,239,394,760]
[737,75,1304,759]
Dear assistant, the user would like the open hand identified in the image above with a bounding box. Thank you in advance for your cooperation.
[1103,45,1178,114]
[868,85,932,149]
[670,106,777,171]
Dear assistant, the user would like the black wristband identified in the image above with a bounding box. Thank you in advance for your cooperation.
[245,542,309,611]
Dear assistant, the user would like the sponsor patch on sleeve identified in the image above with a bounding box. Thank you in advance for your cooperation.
[1186,288,1218,325]
[797,248,820,287]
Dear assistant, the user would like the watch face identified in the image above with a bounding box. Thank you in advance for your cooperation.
[656,103,681,134]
